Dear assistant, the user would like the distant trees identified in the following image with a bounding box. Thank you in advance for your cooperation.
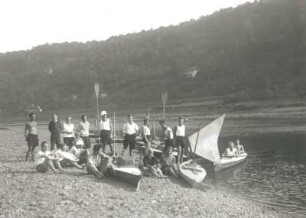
[0,0,305,115]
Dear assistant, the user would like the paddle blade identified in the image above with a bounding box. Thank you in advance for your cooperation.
[161,91,168,105]
[94,82,100,97]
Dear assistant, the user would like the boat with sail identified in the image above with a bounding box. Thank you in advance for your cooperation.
[188,114,247,172]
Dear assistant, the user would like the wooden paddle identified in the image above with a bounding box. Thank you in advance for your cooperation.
[94,82,100,141]
[161,91,168,119]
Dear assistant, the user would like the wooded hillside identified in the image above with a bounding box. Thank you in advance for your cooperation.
[0,0,305,115]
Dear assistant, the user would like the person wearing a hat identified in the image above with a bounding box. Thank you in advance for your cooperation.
[98,110,114,155]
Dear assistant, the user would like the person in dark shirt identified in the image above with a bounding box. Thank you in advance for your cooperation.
[143,148,167,178]
[48,114,61,150]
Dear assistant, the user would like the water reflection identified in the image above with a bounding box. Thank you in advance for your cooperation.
[213,134,306,216]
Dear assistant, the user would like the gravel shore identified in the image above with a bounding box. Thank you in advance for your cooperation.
[0,127,290,218]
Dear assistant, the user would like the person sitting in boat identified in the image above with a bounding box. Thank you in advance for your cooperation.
[222,141,238,157]
[143,148,167,178]
[161,146,179,178]
[55,143,83,169]
[235,139,245,154]
[174,117,186,164]
[86,144,112,179]
[35,141,65,173]
[159,120,174,151]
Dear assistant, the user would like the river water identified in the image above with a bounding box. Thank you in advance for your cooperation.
[214,134,306,216]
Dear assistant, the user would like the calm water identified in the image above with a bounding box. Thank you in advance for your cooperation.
[214,134,306,216]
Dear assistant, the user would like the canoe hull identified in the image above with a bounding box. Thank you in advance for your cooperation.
[214,153,247,172]
[179,161,206,187]
[112,166,142,189]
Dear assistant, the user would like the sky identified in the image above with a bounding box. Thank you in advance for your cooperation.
[0,0,254,53]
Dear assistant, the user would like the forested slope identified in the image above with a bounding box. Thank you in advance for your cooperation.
[0,0,305,115]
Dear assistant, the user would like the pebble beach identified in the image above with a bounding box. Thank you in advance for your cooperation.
[0,126,291,218]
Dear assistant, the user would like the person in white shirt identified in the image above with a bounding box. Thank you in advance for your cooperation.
[123,114,139,156]
[159,120,173,151]
[35,141,64,173]
[223,141,238,157]
[174,117,186,164]
[98,110,114,155]
[62,116,75,149]
[142,118,151,144]
[77,115,91,149]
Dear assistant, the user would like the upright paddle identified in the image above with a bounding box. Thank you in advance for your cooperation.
[161,91,168,119]
[113,112,116,155]
[94,82,100,140]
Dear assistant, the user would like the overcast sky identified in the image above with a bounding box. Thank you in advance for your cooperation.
[0,0,254,53]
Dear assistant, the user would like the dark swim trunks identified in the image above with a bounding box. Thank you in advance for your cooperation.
[27,134,39,147]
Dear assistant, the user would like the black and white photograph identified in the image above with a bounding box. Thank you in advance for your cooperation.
[0,0,305,217]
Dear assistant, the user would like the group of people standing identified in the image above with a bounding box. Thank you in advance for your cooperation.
[24,110,188,178]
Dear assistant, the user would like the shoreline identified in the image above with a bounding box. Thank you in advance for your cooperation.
[0,127,298,217]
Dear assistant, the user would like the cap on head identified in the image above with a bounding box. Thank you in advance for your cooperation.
[100,110,107,116]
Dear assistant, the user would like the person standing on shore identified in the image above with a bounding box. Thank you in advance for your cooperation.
[159,120,174,151]
[98,110,114,155]
[77,115,91,149]
[24,112,39,161]
[142,118,151,145]
[174,117,186,164]
[48,114,62,151]
[61,116,75,149]
[122,114,139,156]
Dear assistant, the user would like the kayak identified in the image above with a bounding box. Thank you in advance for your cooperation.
[214,153,247,172]
[110,164,142,190]
[179,160,206,187]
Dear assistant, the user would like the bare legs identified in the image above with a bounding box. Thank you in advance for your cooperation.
[26,145,36,161]
[177,146,184,164]
[37,159,65,173]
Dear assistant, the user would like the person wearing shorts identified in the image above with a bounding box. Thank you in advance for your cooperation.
[24,112,39,161]
[142,118,151,144]
[123,115,139,156]
[159,120,174,151]
[62,116,75,149]
[98,110,113,155]
[48,114,61,150]
[77,115,91,149]
[174,117,186,163]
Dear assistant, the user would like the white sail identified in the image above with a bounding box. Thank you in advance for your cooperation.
[189,114,226,164]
